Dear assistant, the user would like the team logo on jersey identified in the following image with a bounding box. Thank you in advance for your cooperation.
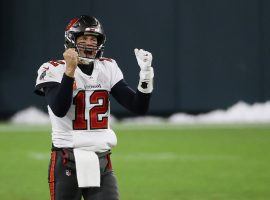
[39,70,47,80]
[39,67,55,80]
[66,169,72,176]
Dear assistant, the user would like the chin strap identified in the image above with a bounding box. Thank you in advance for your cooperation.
[78,57,95,65]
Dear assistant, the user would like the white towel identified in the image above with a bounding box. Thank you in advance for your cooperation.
[73,148,100,187]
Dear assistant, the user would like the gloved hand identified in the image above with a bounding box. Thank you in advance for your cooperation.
[134,48,154,93]
[134,48,153,70]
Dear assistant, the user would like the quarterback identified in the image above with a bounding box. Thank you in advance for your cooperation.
[34,15,154,200]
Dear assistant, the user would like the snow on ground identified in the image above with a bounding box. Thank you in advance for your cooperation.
[9,101,270,125]
[169,101,270,124]
[128,101,270,125]
[10,106,50,125]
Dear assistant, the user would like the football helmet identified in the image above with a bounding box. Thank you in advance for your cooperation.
[64,15,106,64]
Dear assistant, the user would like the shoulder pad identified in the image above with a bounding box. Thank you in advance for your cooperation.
[47,60,65,67]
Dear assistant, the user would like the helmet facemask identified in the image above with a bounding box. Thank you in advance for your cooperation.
[75,33,104,64]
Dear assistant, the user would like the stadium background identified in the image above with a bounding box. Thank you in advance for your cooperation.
[1,0,270,119]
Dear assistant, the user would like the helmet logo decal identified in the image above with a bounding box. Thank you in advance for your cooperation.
[65,18,79,31]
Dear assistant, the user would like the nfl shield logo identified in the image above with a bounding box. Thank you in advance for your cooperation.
[66,169,72,176]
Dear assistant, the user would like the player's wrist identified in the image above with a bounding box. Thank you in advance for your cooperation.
[65,63,77,77]
[139,67,154,78]
[137,80,153,93]
[140,66,152,72]
[138,67,154,93]
[65,69,75,78]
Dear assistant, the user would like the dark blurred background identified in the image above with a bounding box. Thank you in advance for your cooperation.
[1,0,270,119]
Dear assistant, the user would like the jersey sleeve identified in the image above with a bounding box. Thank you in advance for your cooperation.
[109,59,124,89]
[35,61,65,95]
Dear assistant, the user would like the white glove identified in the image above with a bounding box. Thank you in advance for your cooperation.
[134,48,152,70]
[134,48,154,93]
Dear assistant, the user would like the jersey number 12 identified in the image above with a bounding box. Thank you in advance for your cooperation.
[73,90,109,130]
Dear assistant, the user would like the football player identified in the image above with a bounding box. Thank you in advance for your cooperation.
[34,15,154,200]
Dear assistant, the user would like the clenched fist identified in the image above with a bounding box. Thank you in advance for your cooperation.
[134,48,152,71]
[63,48,78,77]
[134,48,154,94]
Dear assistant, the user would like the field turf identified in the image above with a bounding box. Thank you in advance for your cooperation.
[0,123,269,200]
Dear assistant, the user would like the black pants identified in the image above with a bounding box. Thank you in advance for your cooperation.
[48,149,119,200]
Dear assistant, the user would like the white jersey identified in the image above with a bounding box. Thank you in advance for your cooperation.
[35,59,123,152]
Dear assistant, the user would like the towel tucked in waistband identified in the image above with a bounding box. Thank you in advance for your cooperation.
[73,148,100,188]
